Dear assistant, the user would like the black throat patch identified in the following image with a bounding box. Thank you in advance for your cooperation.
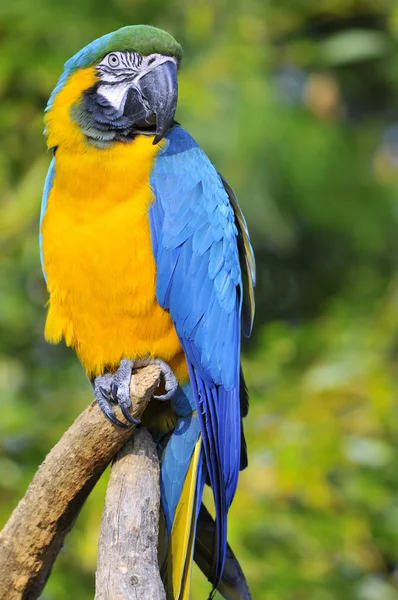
[70,82,144,147]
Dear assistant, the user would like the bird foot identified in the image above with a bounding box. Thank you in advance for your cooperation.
[94,357,178,428]
[133,358,178,401]
[94,359,137,428]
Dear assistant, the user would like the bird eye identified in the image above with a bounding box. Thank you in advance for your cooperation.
[108,53,120,68]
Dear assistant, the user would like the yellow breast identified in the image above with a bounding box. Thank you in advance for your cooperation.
[42,68,188,381]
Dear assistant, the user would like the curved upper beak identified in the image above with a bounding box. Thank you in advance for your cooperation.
[123,59,178,145]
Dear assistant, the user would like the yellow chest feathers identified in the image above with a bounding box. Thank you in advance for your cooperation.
[42,74,187,380]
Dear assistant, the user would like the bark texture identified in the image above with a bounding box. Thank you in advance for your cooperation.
[0,365,161,600]
[95,429,166,600]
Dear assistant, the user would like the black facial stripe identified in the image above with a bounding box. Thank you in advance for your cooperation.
[120,53,130,68]
[126,52,143,69]
[100,65,137,78]
[104,74,136,86]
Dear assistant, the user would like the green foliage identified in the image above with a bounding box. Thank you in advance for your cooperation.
[1,0,398,598]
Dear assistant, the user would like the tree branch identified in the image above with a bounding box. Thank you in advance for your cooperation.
[0,365,161,600]
[95,429,166,600]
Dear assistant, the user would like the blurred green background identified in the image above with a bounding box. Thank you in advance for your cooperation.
[2,0,398,598]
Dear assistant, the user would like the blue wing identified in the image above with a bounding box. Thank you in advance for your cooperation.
[149,126,255,585]
[40,156,56,283]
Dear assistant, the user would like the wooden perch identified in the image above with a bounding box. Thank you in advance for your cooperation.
[0,365,162,600]
[95,430,166,600]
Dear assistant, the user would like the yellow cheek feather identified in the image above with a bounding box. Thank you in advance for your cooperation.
[44,67,98,151]
[42,68,188,382]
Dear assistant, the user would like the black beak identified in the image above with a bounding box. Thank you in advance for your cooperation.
[124,60,178,145]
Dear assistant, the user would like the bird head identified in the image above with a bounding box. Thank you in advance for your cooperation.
[45,25,182,149]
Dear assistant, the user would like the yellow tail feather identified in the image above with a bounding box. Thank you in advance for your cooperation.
[167,437,202,600]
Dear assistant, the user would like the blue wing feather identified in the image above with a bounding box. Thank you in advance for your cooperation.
[40,156,56,283]
[160,385,202,532]
[149,126,253,586]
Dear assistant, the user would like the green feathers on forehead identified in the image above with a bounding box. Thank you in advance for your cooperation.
[65,25,183,72]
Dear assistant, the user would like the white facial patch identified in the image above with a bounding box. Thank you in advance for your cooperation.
[96,51,177,112]
[97,82,135,112]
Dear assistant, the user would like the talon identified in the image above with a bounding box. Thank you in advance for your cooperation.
[111,379,140,424]
[154,361,178,400]
[95,384,129,429]
[103,408,129,429]
[120,403,141,425]
[154,389,176,401]
[94,360,137,429]
[99,386,112,401]
[134,358,178,401]
[110,382,118,402]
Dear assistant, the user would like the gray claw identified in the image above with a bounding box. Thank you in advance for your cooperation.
[111,368,141,425]
[94,365,135,429]
[94,377,128,429]
[134,358,178,401]
[110,382,118,402]
[120,402,141,425]
[99,386,112,402]
[153,389,176,401]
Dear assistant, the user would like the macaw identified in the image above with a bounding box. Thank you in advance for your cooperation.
[40,25,255,600]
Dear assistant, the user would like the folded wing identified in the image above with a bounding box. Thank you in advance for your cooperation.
[149,126,255,586]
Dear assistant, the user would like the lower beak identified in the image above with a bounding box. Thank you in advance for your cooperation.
[124,60,178,145]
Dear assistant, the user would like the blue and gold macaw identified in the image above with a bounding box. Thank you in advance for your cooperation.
[40,25,255,599]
